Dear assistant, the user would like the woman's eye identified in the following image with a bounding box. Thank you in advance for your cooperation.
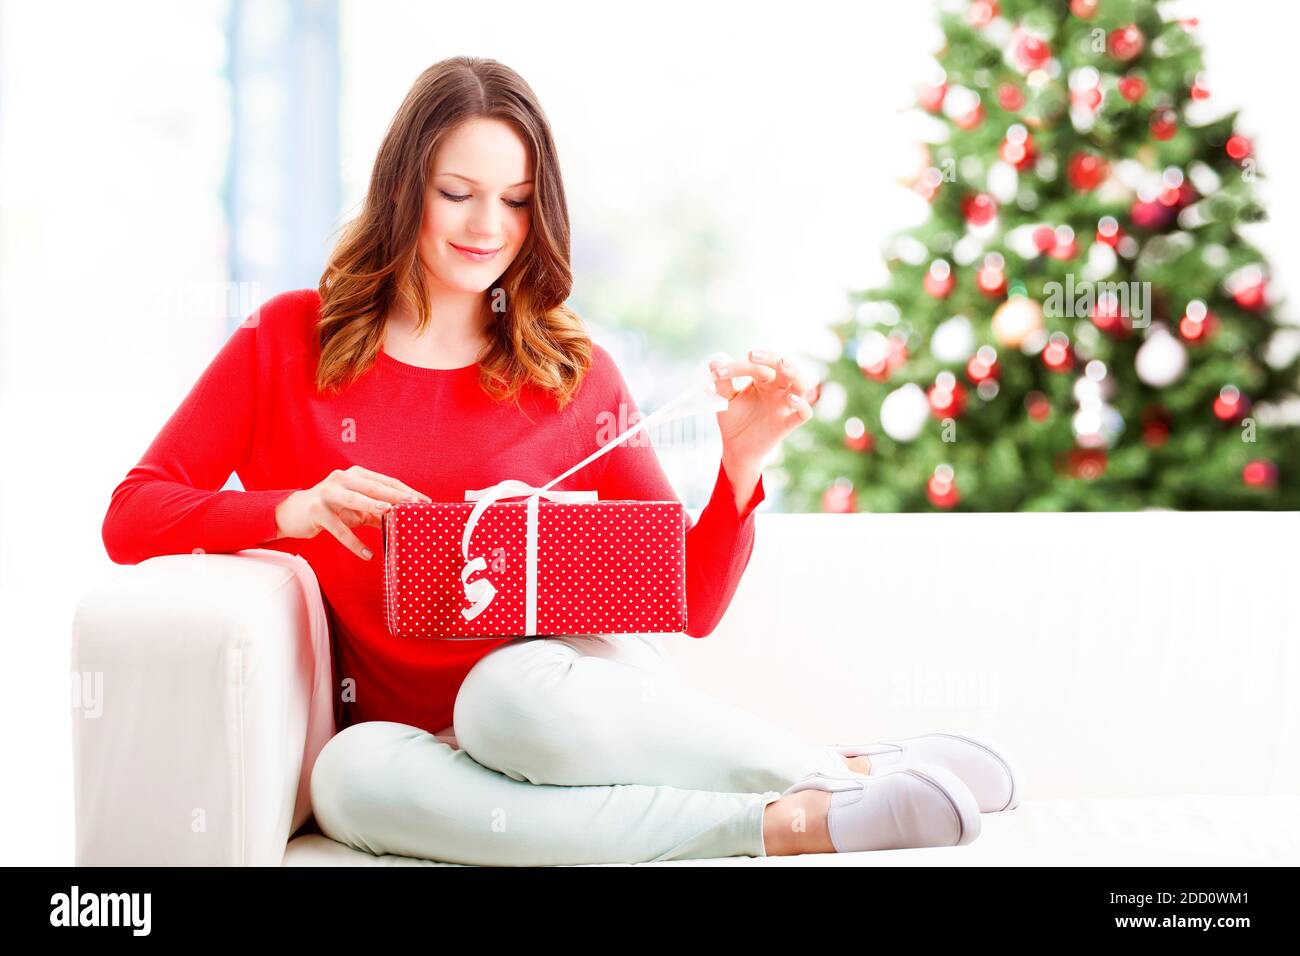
[439,189,529,209]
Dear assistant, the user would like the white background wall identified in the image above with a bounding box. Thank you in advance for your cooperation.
[0,0,1295,864]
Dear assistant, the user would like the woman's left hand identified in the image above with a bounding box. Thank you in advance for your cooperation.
[709,349,815,468]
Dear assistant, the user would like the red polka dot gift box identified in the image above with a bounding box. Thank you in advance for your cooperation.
[382,364,730,640]
[381,490,687,639]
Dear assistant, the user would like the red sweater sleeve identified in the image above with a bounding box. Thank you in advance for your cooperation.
[592,350,766,638]
[101,298,301,565]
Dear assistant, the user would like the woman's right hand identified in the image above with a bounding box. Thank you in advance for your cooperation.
[274,465,431,560]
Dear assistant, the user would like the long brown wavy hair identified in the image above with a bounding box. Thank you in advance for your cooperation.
[316,56,591,410]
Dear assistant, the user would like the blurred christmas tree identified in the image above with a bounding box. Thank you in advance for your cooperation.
[778,0,1300,512]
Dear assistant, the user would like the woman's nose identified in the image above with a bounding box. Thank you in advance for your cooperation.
[467,200,501,239]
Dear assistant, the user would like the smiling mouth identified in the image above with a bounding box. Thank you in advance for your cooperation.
[450,242,502,257]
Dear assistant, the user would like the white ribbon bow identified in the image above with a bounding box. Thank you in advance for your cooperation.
[458,357,730,635]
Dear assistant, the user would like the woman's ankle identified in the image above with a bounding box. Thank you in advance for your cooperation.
[762,791,835,856]
[844,753,873,775]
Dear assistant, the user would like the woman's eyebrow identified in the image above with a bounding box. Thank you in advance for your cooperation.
[437,172,534,187]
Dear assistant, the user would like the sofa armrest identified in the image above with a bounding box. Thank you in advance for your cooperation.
[71,548,334,866]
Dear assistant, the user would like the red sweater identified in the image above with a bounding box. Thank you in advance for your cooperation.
[102,289,765,735]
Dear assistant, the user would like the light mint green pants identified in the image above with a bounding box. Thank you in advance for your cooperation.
[309,633,851,865]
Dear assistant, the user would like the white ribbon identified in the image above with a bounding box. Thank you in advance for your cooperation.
[458,357,730,635]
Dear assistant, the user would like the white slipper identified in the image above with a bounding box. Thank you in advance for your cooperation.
[831,731,1022,812]
[781,765,981,852]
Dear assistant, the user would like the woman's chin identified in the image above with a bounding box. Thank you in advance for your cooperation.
[433,270,500,295]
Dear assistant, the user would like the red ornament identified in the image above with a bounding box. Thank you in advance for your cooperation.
[927,372,968,419]
[1212,386,1250,423]
[961,192,998,227]
[1071,86,1103,114]
[821,480,857,514]
[1243,459,1278,488]
[1032,225,1057,254]
[859,334,909,382]
[888,340,910,375]
[1234,285,1266,311]
[914,168,942,203]
[918,81,947,114]
[953,102,985,130]
[1096,215,1122,247]
[926,465,960,509]
[1142,405,1173,435]
[923,260,955,298]
[1091,291,1132,338]
[1107,25,1146,62]
[1042,335,1073,372]
[1130,196,1176,231]
[1149,107,1177,140]
[968,0,998,28]
[1070,0,1100,18]
[1048,225,1077,260]
[975,255,1007,296]
[1142,420,1169,447]
[1178,300,1217,343]
[1227,266,1268,311]
[997,83,1025,112]
[1066,448,1108,480]
[1158,180,1196,209]
[1011,30,1052,72]
[1067,152,1109,191]
[1117,75,1146,102]
[966,346,999,384]
[1025,390,1051,422]
[1190,72,1210,100]
[1226,134,1253,163]
[999,124,1035,169]
[843,418,875,453]
[1142,415,1171,445]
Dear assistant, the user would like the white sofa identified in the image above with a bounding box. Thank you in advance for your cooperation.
[71,512,1300,866]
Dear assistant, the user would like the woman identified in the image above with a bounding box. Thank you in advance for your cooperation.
[102,56,1020,865]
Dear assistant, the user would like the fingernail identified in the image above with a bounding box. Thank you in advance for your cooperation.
[786,393,799,406]
[361,548,373,560]
[716,366,730,377]
[750,350,771,360]
[377,502,392,511]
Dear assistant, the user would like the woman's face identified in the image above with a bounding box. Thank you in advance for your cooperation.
[419,116,534,295]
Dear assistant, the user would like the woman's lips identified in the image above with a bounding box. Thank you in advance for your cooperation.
[450,242,501,263]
